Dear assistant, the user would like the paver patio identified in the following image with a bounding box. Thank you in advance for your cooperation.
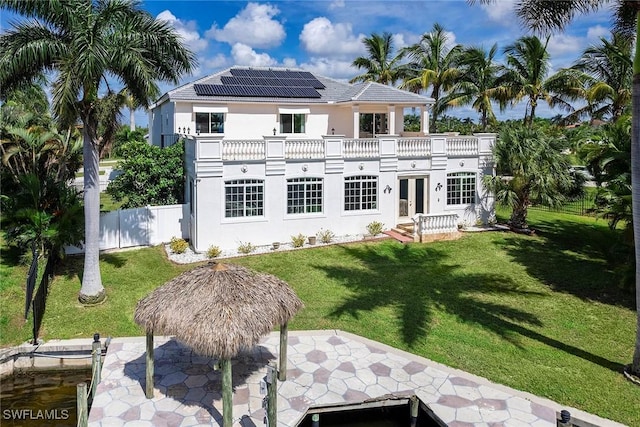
[88,330,625,426]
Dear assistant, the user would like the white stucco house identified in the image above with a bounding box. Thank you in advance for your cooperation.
[149,67,495,252]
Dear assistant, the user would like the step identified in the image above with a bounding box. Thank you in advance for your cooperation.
[383,230,414,243]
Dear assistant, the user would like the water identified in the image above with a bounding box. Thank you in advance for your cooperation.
[297,402,443,427]
[0,369,92,427]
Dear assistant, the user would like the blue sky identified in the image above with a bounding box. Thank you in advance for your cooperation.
[1,0,617,126]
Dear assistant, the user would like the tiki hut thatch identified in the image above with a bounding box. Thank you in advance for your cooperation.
[133,262,303,427]
[134,262,303,359]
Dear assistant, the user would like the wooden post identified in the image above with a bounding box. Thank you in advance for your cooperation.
[91,334,101,401]
[221,358,233,427]
[266,362,277,427]
[278,322,288,381]
[145,331,154,398]
[410,395,419,427]
[77,382,88,427]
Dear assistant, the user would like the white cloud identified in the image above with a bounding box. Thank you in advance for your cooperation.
[230,43,278,67]
[299,17,364,58]
[156,10,208,52]
[282,57,298,68]
[203,53,229,70]
[206,3,285,49]
[547,33,583,58]
[329,0,345,10]
[298,57,356,80]
[480,0,516,23]
[587,25,609,41]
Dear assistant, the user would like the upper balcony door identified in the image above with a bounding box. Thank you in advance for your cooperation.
[398,176,429,223]
[359,113,388,138]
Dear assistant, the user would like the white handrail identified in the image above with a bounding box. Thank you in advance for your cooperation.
[411,213,459,235]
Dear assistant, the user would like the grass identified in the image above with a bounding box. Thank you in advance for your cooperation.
[100,192,126,212]
[1,209,638,425]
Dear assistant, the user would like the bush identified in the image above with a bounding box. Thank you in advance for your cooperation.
[237,241,255,254]
[366,221,384,236]
[169,237,188,254]
[317,229,334,244]
[291,233,306,248]
[207,245,222,258]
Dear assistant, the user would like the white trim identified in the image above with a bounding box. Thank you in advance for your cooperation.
[194,105,229,113]
[278,107,310,114]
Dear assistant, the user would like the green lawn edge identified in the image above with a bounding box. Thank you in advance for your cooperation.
[1,209,638,425]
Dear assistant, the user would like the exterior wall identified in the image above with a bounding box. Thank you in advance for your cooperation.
[150,101,427,143]
[185,134,495,252]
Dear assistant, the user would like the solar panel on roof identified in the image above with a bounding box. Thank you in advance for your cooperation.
[194,83,321,98]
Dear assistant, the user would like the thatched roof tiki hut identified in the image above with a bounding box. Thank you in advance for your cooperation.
[134,263,303,427]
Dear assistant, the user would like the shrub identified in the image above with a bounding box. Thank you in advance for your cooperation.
[169,237,188,254]
[207,245,222,258]
[366,221,384,236]
[237,241,255,254]
[291,233,306,248]
[317,229,334,244]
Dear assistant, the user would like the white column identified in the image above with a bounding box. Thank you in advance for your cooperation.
[421,105,430,135]
[387,105,396,135]
[352,106,360,138]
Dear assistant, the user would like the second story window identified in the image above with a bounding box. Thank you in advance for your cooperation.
[280,113,305,134]
[196,112,224,134]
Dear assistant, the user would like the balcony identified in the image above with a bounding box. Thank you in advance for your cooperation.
[186,134,494,163]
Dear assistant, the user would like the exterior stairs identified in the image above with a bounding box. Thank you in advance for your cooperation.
[383,223,415,243]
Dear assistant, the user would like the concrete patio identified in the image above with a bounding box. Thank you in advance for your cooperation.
[88,330,625,427]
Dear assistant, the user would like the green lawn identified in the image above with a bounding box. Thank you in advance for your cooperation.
[1,210,638,425]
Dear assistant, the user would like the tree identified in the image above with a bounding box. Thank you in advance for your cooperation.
[350,32,407,85]
[0,0,196,304]
[445,44,504,131]
[482,124,572,230]
[400,23,463,132]
[1,126,84,259]
[500,35,568,127]
[469,0,640,377]
[107,139,185,208]
[571,33,633,122]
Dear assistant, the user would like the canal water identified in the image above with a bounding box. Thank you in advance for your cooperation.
[297,402,443,426]
[1,369,92,427]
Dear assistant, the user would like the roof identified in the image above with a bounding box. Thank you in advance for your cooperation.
[134,262,303,359]
[160,66,434,106]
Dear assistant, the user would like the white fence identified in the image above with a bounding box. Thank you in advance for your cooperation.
[66,204,189,254]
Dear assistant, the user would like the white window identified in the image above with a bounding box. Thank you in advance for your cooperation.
[446,172,476,205]
[225,179,264,218]
[195,112,224,134]
[280,113,305,133]
[287,178,323,214]
[344,175,378,211]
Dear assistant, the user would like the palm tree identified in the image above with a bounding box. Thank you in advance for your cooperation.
[0,0,196,304]
[500,35,567,127]
[350,32,407,85]
[445,44,505,131]
[469,0,640,378]
[400,23,463,132]
[572,33,632,122]
[483,124,572,230]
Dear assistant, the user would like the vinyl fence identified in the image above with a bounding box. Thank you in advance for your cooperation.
[66,204,189,254]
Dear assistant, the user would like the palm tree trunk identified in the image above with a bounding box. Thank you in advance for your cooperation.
[130,107,135,131]
[78,128,106,304]
[630,12,640,376]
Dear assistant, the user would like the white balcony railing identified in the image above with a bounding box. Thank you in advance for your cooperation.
[447,137,478,156]
[286,139,324,159]
[412,213,459,236]
[343,138,379,158]
[223,140,265,160]
[193,135,488,162]
[398,137,431,157]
